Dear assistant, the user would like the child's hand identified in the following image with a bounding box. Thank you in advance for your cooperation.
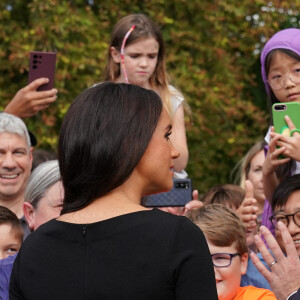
[263,127,290,176]
[271,116,300,162]
[236,180,258,231]
[159,190,203,216]
[183,190,204,215]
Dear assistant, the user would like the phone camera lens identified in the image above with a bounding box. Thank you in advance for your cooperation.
[275,104,286,111]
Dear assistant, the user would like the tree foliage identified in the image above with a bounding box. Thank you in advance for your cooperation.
[1,0,300,193]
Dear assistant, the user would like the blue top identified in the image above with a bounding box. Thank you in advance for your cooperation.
[0,254,17,300]
[241,252,271,290]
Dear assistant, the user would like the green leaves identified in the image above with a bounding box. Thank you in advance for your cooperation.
[1,0,299,192]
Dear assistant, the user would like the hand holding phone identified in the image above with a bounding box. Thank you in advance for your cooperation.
[28,51,56,91]
[144,178,192,207]
[271,102,300,161]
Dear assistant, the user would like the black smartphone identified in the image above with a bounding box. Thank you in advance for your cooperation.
[28,51,56,91]
[144,178,192,207]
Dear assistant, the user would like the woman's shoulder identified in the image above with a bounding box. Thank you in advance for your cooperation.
[149,209,205,240]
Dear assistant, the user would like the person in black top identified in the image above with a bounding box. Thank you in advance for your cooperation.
[10,82,217,299]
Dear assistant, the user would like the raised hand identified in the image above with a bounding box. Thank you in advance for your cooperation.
[4,78,57,118]
[250,222,300,300]
[236,180,258,230]
[271,116,300,162]
[159,190,204,216]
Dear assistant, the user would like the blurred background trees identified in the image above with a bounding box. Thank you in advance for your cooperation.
[1,0,299,193]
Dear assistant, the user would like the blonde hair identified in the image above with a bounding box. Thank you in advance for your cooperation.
[234,140,266,189]
[186,204,248,255]
[104,14,186,118]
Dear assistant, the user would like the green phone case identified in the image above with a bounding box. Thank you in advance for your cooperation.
[272,102,300,136]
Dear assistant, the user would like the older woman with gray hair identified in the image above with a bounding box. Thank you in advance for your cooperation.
[23,159,63,231]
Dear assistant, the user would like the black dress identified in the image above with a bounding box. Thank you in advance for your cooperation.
[10,209,218,300]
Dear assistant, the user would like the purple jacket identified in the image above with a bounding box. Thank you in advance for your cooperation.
[0,254,17,300]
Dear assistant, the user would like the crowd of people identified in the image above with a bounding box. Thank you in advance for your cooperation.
[0,13,299,300]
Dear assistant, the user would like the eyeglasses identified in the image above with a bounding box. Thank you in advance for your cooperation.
[211,253,240,268]
[269,210,300,228]
[268,66,300,90]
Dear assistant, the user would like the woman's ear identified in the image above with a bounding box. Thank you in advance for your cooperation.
[240,252,249,275]
[23,202,36,231]
[110,47,121,63]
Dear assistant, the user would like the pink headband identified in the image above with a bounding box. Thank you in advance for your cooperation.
[120,25,135,83]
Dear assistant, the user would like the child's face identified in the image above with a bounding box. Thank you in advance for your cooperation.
[273,189,300,256]
[111,37,159,89]
[268,51,300,103]
[207,240,248,300]
[0,223,21,260]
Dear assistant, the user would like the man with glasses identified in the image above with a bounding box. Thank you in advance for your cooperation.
[251,174,300,300]
[269,174,300,258]
[187,204,276,299]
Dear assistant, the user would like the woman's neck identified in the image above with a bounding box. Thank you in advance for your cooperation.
[58,184,149,224]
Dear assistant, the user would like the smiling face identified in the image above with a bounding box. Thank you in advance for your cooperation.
[207,240,248,300]
[134,108,180,195]
[0,133,32,202]
[111,37,159,89]
[0,223,22,259]
[268,51,300,103]
[274,189,300,256]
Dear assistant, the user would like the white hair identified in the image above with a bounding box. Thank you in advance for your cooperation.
[0,112,31,148]
[25,160,61,208]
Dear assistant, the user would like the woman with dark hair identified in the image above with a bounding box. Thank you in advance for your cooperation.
[10,82,217,300]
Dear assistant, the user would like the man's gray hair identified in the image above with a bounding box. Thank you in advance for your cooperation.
[0,112,31,148]
[24,160,61,209]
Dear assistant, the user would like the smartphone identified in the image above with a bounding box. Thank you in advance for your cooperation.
[28,51,56,91]
[144,178,192,207]
[272,102,300,136]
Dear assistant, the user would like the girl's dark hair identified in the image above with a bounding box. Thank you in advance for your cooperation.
[59,82,163,214]
[272,174,300,211]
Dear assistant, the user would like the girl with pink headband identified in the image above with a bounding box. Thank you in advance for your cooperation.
[104,14,189,178]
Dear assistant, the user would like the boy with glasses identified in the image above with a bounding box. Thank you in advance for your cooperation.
[187,204,276,299]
